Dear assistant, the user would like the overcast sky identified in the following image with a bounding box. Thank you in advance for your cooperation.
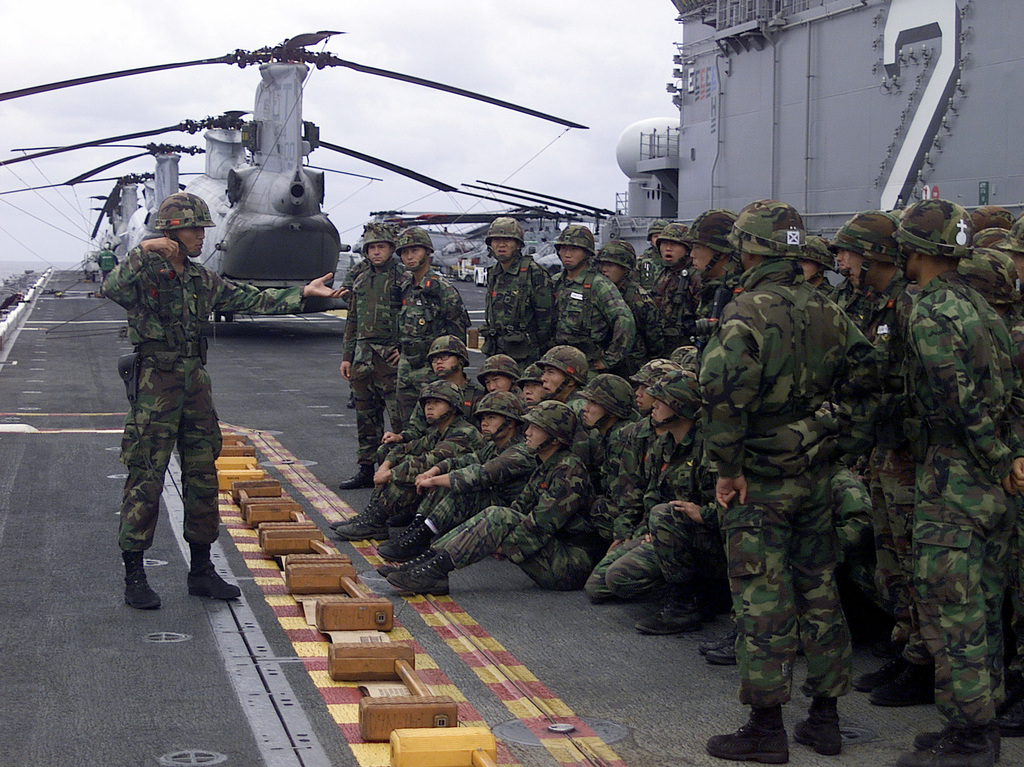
[0,0,681,269]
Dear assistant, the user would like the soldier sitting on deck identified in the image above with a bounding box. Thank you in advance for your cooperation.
[383,400,601,596]
[331,380,483,542]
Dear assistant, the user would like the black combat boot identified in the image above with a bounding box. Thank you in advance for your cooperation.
[793,696,842,756]
[700,627,737,655]
[385,509,416,540]
[338,463,374,490]
[704,628,739,666]
[914,724,1000,762]
[376,548,436,578]
[854,655,909,692]
[869,660,935,707]
[706,705,789,764]
[996,695,1024,737]
[385,550,455,595]
[123,551,161,610]
[377,515,435,563]
[897,725,995,767]
[332,492,389,540]
[187,543,241,600]
[634,584,703,635]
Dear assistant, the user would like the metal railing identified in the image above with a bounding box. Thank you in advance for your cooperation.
[640,127,681,161]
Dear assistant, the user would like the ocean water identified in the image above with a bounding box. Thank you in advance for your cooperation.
[0,259,78,284]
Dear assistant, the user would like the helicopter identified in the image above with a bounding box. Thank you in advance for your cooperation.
[0,31,587,295]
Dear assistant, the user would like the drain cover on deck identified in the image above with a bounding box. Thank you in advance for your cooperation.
[493,717,629,746]
[258,458,317,468]
[840,723,877,744]
[158,750,227,766]
[145,632,192,644]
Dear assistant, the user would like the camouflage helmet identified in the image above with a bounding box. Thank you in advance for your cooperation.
[473,390,526,422]
[802,235,835,270]
[395,226,434,254]
[669,345,700,377]
[554,224,596,257]
[647,219,670,239]
[418,379,464,408]
[476,354,520,385]
[974,227,1011,249]
[427,334,469,367]
[971,205,1015,233]
[522,400,577,445]
[517,362,544,387]
[830,210,900,263]
[688,209,738,254]
[536,345,589,386]
[630,358,683,387]
[1000,217,1024,257]
[730,200,805,258]
[485,217,525,246]
[895,199,973,259]
[956,247,1019,306]
[647,368,702,421]
[657,222,691,247]
[595,240,637,271]
[154,192,214,230]
[578,373,636,420]
[362,221,396,248]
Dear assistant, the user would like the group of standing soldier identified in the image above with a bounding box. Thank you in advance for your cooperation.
[334,200,1024,767]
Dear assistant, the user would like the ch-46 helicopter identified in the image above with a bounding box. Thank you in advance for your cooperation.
[0,31,587,298]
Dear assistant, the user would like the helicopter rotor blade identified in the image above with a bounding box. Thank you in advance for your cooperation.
[317,140,458,193]
[0,55,239,103]
[2,117,237,168]
[65,153,152,185]
[315,53,588,130]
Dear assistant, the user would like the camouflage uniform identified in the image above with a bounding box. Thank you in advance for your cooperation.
[637,219,669,290]
[105,235,307,552]
[552,225,637,372]
[481,218,555,366]
[394,233,470,425]
[688,210,742,352]
[699,201,877,712]
[596,240,665,374]
[652,223,699,352]
[899,202,1020,734]
[342,224,404,465]
[387,401,600,593]
[398,336,485,444]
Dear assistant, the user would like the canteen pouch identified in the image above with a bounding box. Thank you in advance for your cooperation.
[117,352,141,404]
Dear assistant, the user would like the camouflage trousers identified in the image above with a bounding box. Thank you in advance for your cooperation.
[831,465,886,614]
[1007,497,1024,672]
[118,357,222,552]
[350,348,400,465]
[722,468,852,707]
[911,444,1014,727]
[417,485,514,536]
[584,502,727,602]
[435,506,596,591]
[396,358,433,429]
[867,446,917,644]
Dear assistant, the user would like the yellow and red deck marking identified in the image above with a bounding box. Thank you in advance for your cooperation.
[221,425,628,767]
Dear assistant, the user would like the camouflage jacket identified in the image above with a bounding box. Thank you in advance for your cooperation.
[398,268,470,370]
[692,266,743,350]
[861,275,915,448]
[834,279,874,333]
[699,258,877,479]
[342,257,404,364]
[437,436,536,502]
[653,263,698,349]
[400,377,486,444]
[1004,307,1024,446]
[905,273,1020,481]
[636,246,663,291]
[642,428,717,527]
[482,251,555,363]
[501,446,595,564]
[553,264,637,370]
[617,275,666,373]
[382,414,485,484]
[590,416,658,540]
[103,245,304,350]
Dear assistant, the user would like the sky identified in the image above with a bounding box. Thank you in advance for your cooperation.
[0,0,682,270]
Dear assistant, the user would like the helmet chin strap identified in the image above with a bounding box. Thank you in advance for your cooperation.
[651,410,681,429]
[484,417,511,443]
[542,377,572,403]
[168,231,200,258]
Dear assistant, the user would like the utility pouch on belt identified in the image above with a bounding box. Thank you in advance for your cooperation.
[903,417,926,462]
[117,352,141,404]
